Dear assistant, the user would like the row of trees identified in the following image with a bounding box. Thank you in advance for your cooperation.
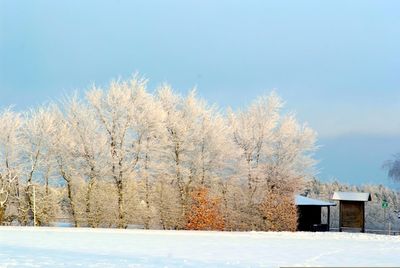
[0,77,317,230]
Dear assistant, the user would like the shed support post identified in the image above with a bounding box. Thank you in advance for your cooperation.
[327,206,330,231]
[362,202,365,233]
[339,201,342,232]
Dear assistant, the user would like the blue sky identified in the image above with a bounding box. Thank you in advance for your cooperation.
[1,0,400,187]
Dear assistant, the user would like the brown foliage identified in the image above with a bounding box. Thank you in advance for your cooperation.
[186,187,225,231]
[0,207,5,224]
[261,190,298,231]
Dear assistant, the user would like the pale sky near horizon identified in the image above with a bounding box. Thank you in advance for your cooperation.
[1,0,400,187]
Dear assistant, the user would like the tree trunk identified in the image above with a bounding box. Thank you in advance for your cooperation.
[85,177,95,227]
[143,144,151,229]
[144,180,151,229]
[158,181,167,230]
[66,181,78,227]
[116,180,126,228]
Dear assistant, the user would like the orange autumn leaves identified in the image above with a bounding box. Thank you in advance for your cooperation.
[260,191,298,232]
[185,187,225,231]
[185,187,298,232]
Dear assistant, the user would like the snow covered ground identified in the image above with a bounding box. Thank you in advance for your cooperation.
[0,227,399,267]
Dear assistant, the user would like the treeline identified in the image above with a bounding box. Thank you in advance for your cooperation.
[305,179,400,230]
[0,77,317,230]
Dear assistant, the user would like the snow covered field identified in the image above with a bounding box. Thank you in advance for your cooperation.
[0,227,399,267]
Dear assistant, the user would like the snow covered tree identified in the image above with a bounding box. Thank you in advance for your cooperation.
[228,93,282,198]
[132,92,166,229]
[20,106,60,225]
[228,92,317,230]
[185,93,233,188]
[51,111,83,227]
[156,86,196,226]
[0,108,22,224]
[156,86,233,228]
[86,77,162,228]
[62,95,109,227]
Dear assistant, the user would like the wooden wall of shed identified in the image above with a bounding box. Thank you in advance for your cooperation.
[339,201,364,232]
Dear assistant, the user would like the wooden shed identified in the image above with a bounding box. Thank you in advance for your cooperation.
[295,195,336,232]
[332,191,371,233]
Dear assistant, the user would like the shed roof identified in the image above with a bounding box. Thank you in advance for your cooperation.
[295,195,336,206]
[331,191,371,202]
